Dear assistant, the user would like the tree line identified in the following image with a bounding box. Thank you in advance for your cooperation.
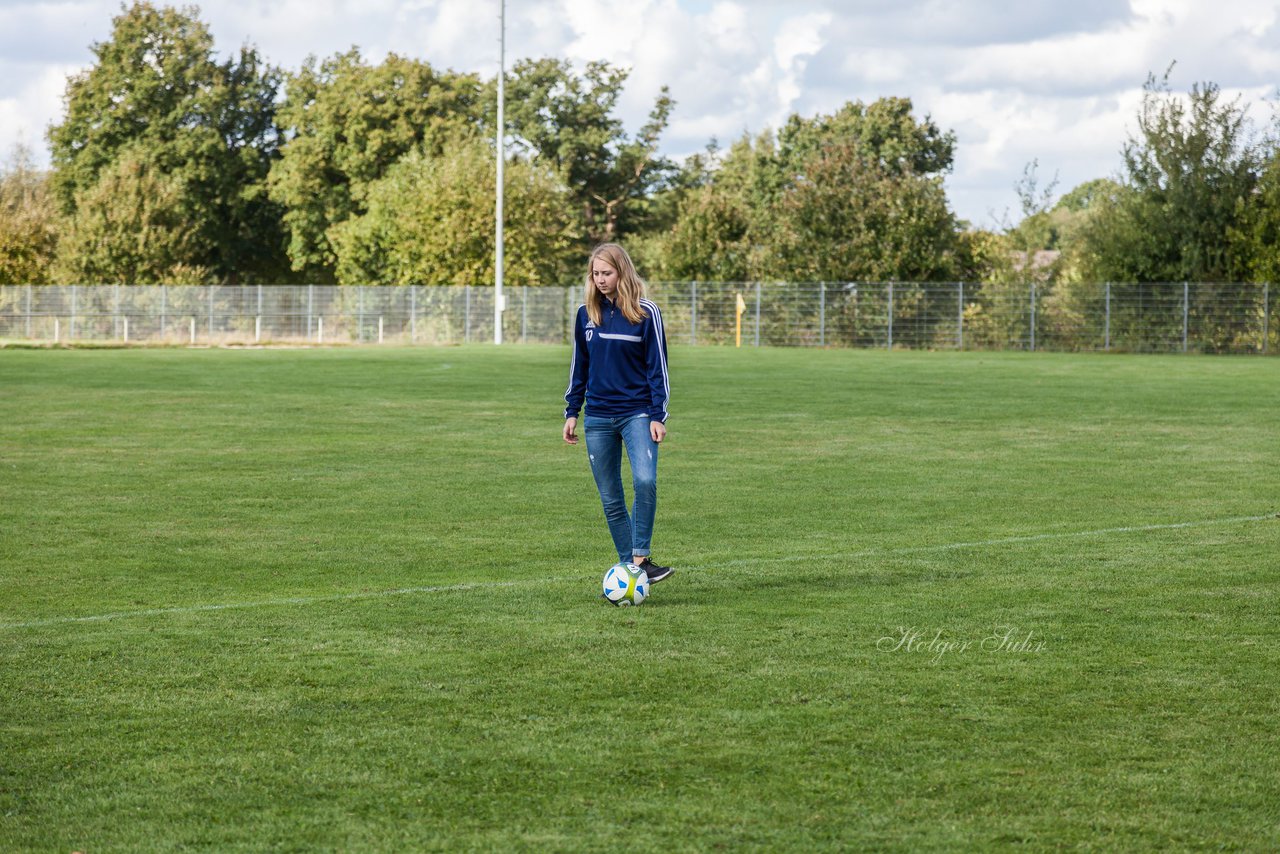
[3,1,1280,292]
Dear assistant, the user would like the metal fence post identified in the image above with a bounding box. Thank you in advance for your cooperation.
[754,281,761,347]
[957,282,964,350]
[410,286,417,343]
[691,281,698,346]
[521,286,528,344]
[161,284,168,338]
[848,282,857,346]
[1030,282,1037,351]
[887,282,894,350]
[307,284,314,338]
[25,285,32,339]
[1105,282,1111,351]
[71,284,77,340]
[114,283,121,340]
[819,282,826,347]
[1182,281,1189,353]
[1264,282,1270,354]
[207,285,214,340]
[465,285,472,343]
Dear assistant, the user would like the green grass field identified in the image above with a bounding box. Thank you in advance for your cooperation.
[2,345,1278,851]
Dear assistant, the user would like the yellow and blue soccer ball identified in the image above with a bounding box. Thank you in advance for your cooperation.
[602,562,648,606]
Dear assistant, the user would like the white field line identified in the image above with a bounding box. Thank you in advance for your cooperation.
[2,513,1274,631]
[711,513,1279,569]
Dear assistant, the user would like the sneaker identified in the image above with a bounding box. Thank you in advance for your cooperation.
[636,558,674,584]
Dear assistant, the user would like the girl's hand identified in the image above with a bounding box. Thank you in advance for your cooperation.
[563,417,579,444]
[650,421,666,443]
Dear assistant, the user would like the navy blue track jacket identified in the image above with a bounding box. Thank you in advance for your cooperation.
[564,297,670,423]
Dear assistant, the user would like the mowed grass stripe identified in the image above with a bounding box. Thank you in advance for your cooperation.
[1,511,1273,631]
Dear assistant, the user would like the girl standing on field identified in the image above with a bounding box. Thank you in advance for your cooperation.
[563,243,674,584]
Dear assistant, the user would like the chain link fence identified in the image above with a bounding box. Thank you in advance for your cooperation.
[1,282,1274,354]
[0,284,572,346]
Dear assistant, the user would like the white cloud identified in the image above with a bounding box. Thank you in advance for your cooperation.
[768,12,830,123]
[0,62,79,162]
[0,2,107,64]
[931,87,1142,226]
[703,2,755,60]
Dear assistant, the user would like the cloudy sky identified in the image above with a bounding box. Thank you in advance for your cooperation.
[2,0,1279,226]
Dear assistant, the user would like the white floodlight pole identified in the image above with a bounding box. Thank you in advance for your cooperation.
[494,0,506,344]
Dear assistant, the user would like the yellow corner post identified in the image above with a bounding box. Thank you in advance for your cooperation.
[735,292,747,347]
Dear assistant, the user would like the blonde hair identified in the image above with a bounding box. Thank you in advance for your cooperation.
[585,243,648,326]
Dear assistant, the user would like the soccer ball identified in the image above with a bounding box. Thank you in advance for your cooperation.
[601,562,649,606]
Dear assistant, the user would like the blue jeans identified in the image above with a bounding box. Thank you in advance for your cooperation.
[583,414,658,564]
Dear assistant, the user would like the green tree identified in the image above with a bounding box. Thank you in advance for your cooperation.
[52,147,212,284]
[655,99,961,283]
[268,50,484,281]
[48,1,287,283]
[776,97,955,180]
[977,161,1064,287]
[1076,70,1260,283]
[655,180,753,281]
[1060,72,1270,351]
[505,58,673,245]
[627,141,720,276]
[0,145,58,284]
[1055,177,1123,214]
[330,139,577,287]
[1234,98,1280,284]
[768,137,959,282]
[648,132,780,280]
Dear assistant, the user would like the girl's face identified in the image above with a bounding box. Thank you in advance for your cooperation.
[592,258,619,298]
